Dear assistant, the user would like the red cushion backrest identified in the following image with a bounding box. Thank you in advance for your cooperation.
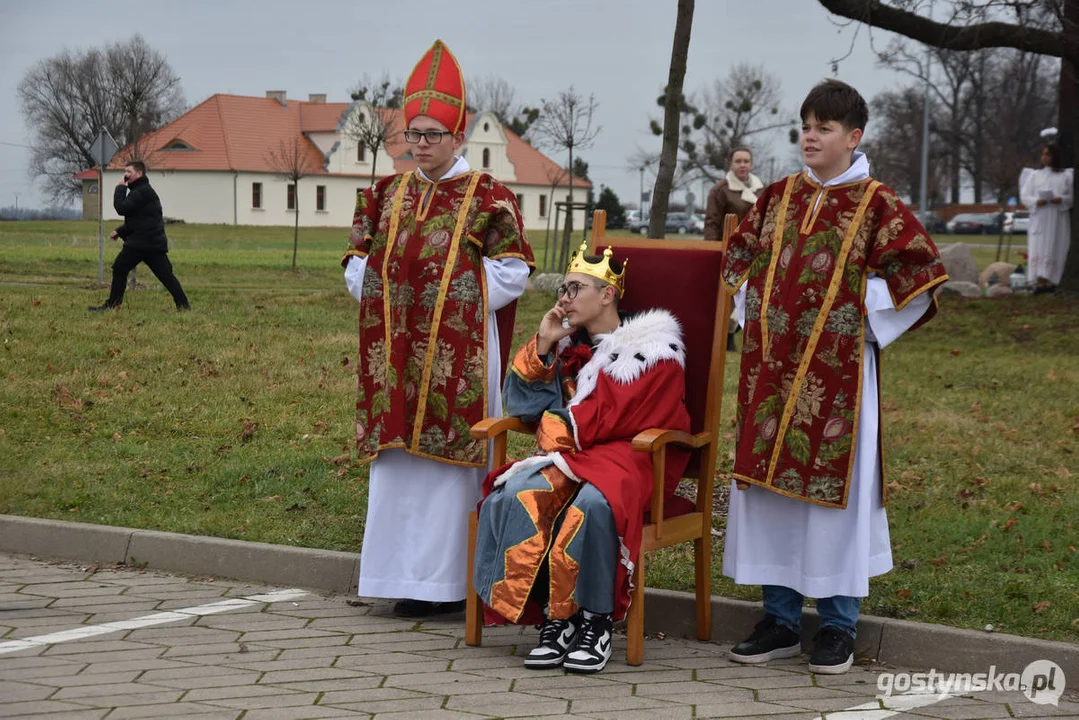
[590,238,727,479]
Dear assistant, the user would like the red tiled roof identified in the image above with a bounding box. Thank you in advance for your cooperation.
[95,94,590,189]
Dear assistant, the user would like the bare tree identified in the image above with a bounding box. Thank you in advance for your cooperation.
[17,34,184,203]
[816,0,1079,290]
[860,86,948,204]
[655,63,797,185]
[266,138,321,271]
[104,34,185,161]
[981,50,1059,201]
[650,0,695,239]
[344,74,403,187]
[542,164,567,271]
[467,75,541,137]
[531,88,601,269]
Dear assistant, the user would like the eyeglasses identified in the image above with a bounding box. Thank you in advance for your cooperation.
[403,129,454,144]
[556,281,604,300]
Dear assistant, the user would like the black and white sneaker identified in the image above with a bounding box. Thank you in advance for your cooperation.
[524,615,579,669]
[563,610,613,674]
[808,626,854,674]
[728,615,802,664]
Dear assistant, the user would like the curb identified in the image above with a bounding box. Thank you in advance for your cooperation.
[2,513,1075,678]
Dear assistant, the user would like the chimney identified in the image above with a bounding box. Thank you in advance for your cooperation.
[308,93,326,104]
[266,90,287,106]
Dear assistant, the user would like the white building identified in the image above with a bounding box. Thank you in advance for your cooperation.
[78,91,590,232]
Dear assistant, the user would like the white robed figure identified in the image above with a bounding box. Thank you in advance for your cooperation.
[1019,144,1073,287]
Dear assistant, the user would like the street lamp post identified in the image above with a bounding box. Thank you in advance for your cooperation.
[639,166,645,214]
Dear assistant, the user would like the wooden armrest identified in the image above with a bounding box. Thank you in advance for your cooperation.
[470,416,533,440]
[631,429,713,453]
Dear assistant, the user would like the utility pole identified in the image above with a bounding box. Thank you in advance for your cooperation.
[13,193,19,213]
[917,1,934,213]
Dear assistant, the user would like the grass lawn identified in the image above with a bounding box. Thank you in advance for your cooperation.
[1,220,1075,642]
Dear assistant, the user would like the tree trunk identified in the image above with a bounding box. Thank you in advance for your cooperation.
[650,0,694,239]
[1059,0,1079,292]
[561,144,574,270]
[1060,54,1079,291]
[292,183,299,271]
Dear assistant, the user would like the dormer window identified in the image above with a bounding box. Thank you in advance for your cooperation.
[163,138,193,150]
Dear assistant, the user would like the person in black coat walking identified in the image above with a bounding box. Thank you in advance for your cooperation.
[90,161,190,311]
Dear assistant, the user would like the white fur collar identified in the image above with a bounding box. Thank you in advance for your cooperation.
[566,309,685,409]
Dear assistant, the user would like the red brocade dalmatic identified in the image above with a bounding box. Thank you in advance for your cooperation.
[343,170,533,467]
[721,173,948,508]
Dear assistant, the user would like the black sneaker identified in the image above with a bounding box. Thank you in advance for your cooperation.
[728,615,802,664]
[525,615,579,669]
[88,304,120,312]
[808,626,854,674]
[563,610,613,673]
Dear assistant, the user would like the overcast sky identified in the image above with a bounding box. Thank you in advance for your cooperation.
[0,0,915,213]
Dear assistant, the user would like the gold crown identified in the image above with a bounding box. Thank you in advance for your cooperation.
[566,241,627,298]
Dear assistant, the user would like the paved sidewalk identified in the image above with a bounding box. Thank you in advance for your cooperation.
[1,554,1076,720]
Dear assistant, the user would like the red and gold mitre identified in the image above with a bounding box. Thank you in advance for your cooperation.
[403,40,466,133]
[566,241,627,298]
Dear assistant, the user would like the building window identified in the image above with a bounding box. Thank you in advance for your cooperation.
[316,185,326,211]
[516,193,525,211]
[482,148,491,169]
[357,142,366,162]
[287,183,296,210]
[252,182,262,209]
[483,122,490,132]
[539,194,547,217]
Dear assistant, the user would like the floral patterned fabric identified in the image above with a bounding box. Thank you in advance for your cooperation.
[344,171,534,467]
[721,173,948,508]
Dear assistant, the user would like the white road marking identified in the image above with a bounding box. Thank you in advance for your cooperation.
[0,588,308,657]
[818,690,953,719]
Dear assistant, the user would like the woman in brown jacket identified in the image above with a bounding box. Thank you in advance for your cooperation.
[703,147,764,241]
[704,147,764,351]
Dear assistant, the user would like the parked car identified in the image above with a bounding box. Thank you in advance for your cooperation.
[1003,210,1029,234]
[664,212,703,234]
[628,212,650,234]
[913,210,947,234]
[946,212,1003,235]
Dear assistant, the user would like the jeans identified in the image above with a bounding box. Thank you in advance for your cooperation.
[763,585,860,638]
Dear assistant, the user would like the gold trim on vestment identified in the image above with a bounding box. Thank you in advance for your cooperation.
[760,175,797,357]
[488,466,577,622]
[381,173,413,393]
[480,236,490,422]
[356,442,487,468]
[548,504,585,620]
[342,248,367,261]
[763,180,882,500]
[800,186,828,235]
[411,171,483,449]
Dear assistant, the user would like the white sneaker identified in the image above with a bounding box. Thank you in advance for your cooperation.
[563,610,613,673]
[524,615,579,669]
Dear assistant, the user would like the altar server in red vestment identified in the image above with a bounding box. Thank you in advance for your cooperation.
[342,39,534,618]
[720,80,948,674]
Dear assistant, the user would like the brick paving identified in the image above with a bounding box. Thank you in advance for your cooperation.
[1,553,1076,719]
